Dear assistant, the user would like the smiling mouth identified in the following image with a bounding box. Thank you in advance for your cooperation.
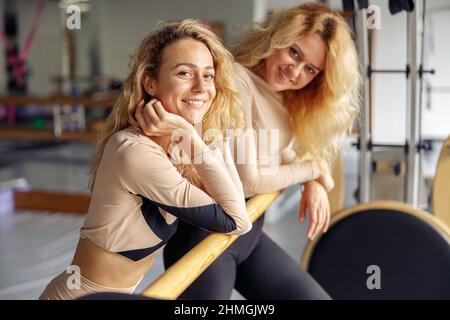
[182,99,207,109]
[278,67,294,84]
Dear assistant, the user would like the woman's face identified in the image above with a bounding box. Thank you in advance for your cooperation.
[259,34,327,92]
[145,38,216,124]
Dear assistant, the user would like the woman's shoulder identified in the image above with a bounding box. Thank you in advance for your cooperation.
[232,62,258,106]
[232,62,254,86]
[232,62,275,97]
[232,61,247,74]
[107,127,166,158]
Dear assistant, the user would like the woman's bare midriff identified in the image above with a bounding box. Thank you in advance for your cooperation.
[72,238,155,288]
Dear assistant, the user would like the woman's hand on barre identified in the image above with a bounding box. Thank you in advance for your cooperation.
[299,180,330,240]
[135,99,193,136]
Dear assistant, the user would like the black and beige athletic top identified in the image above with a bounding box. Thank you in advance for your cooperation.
[80,127,251,261]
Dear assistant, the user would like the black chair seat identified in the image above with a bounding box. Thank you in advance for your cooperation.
[307,207,450,299]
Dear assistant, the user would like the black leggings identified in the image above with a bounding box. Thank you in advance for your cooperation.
[163,215,331,300]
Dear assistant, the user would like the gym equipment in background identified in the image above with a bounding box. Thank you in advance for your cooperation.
[301,201,450,299]
[433,135,450,229]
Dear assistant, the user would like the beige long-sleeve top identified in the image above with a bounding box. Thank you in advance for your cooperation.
[80,127,251,261]
[232,62,320,198]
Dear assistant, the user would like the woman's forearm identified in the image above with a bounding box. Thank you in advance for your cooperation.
[181,130,252,234]
[237,159,320,197]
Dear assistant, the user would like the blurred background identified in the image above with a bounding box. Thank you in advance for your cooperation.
[0,0,449,300]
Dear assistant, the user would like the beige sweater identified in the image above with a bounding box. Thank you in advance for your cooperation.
[80,127,251,261]
[232,62,319,198]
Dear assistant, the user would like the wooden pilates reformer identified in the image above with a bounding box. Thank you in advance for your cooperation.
[0,93,117,141]
[13,189,90,214]
[0,94,116,211]
[0,94,117,108]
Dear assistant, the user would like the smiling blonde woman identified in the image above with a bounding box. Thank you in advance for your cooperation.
[39,19,252,300]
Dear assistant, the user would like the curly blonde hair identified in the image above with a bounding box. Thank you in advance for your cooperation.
[234,3,361,166]
[90,19,243,189]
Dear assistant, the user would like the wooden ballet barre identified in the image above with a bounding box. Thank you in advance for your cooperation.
[141,191,282,300]
[0,94,118,108]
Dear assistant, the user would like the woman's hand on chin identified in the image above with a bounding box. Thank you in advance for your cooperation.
[135,99,193,136]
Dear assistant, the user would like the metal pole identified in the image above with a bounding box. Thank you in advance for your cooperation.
[406,4,421,206]
[355,5,371,203]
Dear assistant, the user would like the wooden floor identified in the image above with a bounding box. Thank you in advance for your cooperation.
[0,210,84,299]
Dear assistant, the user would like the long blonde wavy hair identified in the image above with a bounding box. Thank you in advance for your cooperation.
[90,19,243,189]
[234,3,361,166]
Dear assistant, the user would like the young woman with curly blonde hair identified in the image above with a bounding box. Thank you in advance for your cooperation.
[39,19,252,300]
